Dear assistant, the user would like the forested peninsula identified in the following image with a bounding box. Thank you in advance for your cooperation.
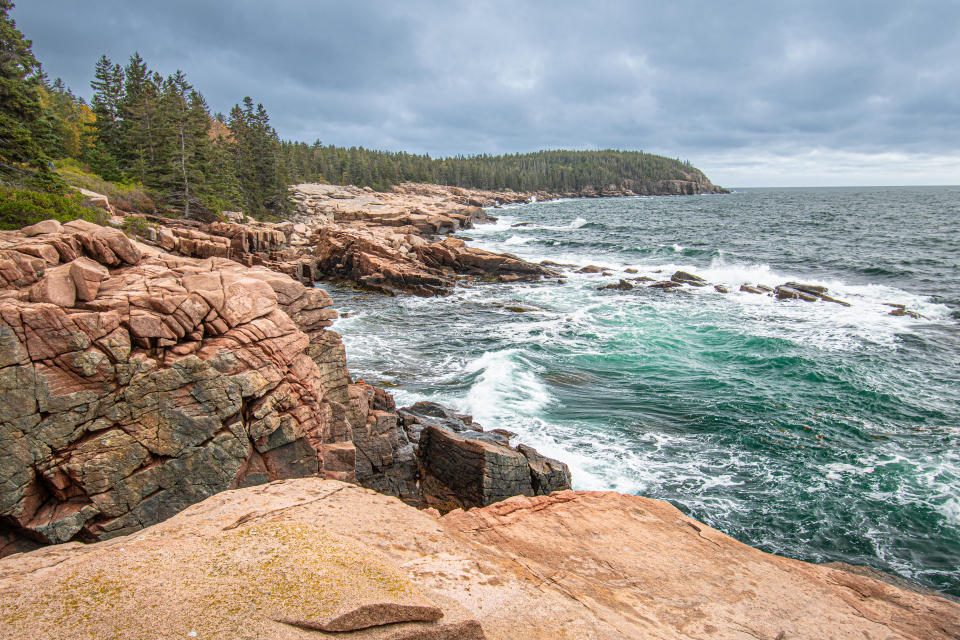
[2,2,723,228]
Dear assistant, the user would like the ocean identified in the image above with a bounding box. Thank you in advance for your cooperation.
[321,186,960,596]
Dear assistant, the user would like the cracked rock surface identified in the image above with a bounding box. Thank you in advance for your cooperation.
[1,478,956,640]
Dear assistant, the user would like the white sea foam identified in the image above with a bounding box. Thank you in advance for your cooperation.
[459,349,551,426]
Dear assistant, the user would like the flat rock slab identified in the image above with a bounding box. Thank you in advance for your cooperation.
[2,478,957,640]
[0,481,480,639]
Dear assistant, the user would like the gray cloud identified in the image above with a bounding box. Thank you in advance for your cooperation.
[12,0,960,185]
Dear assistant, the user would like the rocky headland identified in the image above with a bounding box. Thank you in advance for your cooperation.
[114,183,566,297]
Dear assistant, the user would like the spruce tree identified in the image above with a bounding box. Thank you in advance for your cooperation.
[87,54,124,180]
[119,53,160,183]
[153,71,213,219]
[0,0,60,187]
[228,97,289,218]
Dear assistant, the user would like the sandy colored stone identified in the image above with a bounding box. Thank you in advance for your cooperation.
[1,479,956,640]
[0,480,482,640]
[21,219,62,236]
[69,256,110,301]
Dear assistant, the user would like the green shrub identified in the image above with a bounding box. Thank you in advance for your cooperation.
[54,159,157,214]
[121,215,153,237]
[0,184,107,230]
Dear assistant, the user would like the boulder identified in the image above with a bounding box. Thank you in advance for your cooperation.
[598,279,634,291]
[648,280,682,290]
[775,285,819,302]
[21,219,62,237]
[417,423,571,512]
[69,256,110,301]
[28,263,75,307]
[671,270,707,285]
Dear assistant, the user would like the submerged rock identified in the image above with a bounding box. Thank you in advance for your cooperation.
[598,279,634,291]
[890,307,923,319]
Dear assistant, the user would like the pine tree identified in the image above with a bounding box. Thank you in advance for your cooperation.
[87,54,124,180]
[119,53,160,183]
[0,0,61,188]
[228,97,289,218]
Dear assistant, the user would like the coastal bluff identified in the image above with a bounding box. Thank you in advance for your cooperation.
[0,219,568,555]
[1,478,956,639]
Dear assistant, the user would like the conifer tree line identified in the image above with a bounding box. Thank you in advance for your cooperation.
[2,2,288,219]
[82,53,289,219]
[4,0,711,223]
[281,143,707,193]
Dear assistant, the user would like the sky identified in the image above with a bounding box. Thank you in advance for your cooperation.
[12,1,960,187]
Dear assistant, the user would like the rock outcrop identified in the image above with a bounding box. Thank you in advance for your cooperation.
[0,220,359,555]
[1,478,956,640]
[113,183,558,297]
[400,401,571,512]
[0,220,567,555]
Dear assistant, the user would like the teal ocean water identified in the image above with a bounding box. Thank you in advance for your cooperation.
[323,186,960,596]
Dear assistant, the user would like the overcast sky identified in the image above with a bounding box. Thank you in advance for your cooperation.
[12,1,960,187]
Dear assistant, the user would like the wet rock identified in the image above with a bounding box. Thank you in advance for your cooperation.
[890,307,922,319]
[820,293,852,307]
[648,280,683,290]
[775,286,819,302]
[397,402,571,512]
[598,279,634,291]
[756,284,774,293]
[671,270,707,285]
[714,284,729,293]
[784,282,828,296]
[418,426,532,510]
[740,284,764,294]
[624,268,638,274]
[576,265,604,273]
[517,444,571,495]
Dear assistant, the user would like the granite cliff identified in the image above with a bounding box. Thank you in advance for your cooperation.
[0,217,568,555]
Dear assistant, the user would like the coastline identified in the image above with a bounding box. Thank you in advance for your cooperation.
[1,184,958,638]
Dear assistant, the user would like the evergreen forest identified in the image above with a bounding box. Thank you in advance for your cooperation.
[1,1,710,226]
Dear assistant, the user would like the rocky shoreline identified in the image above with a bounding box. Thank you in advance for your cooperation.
[0,216,570,557]
[1,182,958,638]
